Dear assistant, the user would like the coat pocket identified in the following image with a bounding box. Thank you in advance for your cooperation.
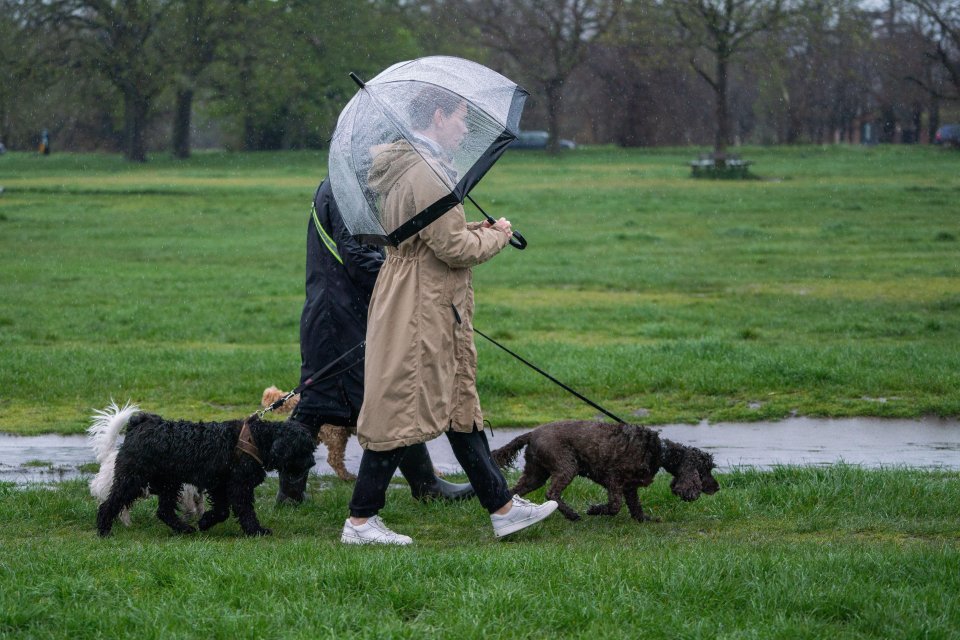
[437,265,453,306]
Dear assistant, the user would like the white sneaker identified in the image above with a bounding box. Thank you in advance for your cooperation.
[341,515,413,546]
[491,495,559,538]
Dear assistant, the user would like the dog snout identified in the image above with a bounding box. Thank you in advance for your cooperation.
[702,473,720,495]
[277,468,310,504]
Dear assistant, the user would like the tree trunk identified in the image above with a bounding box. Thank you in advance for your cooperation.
[911,104,922,144]
[124,91,149,162]
[928,94,939,143]
[0,99,9,149]
[714,53,729,163]
[243,113,259,151]
[880,106,897,143]
[172,88,194,159]
[544,79,563,154]
[785,104,801,144]
[239,53,258,151]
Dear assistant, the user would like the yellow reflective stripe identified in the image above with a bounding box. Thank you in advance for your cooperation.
[312,203,343,265]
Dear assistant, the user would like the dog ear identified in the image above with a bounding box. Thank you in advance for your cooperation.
[670,466,703,502]
[266,424,316,472]
[623,425,659,458]
[700,467,721,495]
[622,424,647,447]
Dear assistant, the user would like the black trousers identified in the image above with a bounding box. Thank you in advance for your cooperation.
[290,409,442,493]
[349,425,512,517]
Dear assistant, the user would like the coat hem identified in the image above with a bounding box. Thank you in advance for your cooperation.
[358,420,484,451]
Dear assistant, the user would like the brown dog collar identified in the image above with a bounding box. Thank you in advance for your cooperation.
[236,420,264,466]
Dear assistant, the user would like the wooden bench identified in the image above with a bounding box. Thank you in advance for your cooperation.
[690,153,753,179]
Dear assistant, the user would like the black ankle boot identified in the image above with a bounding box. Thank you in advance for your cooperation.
[398,442,476,502]
[411,476,476,502]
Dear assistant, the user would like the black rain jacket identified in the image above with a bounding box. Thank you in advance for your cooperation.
[297,179,383,423]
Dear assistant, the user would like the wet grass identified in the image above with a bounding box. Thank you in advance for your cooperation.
[0,466,958,639]
[21,460,53,468]
[1,145,958,433]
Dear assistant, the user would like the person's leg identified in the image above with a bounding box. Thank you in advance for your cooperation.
[446,425,559,538]
[397,442,475,502]
[347,447,405,518]
[342,447,413,545]
[445,427,513,513]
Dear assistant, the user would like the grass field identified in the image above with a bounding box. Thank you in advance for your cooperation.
[1,145,958,433]
[1,467,958,639]
[2,147,959,639]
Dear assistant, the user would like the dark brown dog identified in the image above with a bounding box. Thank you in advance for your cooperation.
[491,420,719,522]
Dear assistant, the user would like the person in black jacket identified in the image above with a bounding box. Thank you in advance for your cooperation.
[276,178,474,504]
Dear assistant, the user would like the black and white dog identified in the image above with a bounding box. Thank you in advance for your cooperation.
[89,402,206,527]
[92,402,316,537]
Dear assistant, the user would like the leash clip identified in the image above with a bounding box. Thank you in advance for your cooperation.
[258,391,296,419]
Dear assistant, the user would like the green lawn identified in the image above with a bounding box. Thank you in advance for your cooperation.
[2,147,959,639]
[1,145,958,433]
[1,467,958,639]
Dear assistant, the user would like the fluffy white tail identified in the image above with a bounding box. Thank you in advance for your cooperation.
[88,400,140,464]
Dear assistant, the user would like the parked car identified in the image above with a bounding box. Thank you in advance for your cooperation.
[510,130,576,150]
[934,124,960,148]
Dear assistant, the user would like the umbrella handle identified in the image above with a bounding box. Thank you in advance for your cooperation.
[483,213,527,250]
[509,230,527,250]
[466,194,527,250]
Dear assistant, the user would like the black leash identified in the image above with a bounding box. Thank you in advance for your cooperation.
[257,341,366,418]
[471,325,627,425]
[263,314,628,426]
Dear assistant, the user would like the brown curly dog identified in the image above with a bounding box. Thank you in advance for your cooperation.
[491,420,719,522]
[261,386,356,481]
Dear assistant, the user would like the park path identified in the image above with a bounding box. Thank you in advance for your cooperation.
[2,416,959,485]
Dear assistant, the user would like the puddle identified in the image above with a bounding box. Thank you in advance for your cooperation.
[2,416,959,485]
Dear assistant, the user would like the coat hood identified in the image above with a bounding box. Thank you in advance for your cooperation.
[368,141,421,198]
[368,139,455,200]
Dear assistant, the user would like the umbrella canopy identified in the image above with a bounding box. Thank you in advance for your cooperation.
[328,56,528,247]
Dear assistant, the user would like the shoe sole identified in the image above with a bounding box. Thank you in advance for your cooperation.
[414,489,476,503]
[493,502,559,538]
[341,532,413,546]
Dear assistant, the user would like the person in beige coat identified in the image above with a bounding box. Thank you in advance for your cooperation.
[341,87,558,545]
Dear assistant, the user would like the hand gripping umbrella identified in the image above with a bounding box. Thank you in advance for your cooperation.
[328,56,528,249]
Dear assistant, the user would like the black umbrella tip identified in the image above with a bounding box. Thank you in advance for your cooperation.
[349,72,366,89]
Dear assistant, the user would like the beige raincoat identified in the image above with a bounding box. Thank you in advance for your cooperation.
[356,141,510,451]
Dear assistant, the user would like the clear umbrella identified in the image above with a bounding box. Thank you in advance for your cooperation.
[328,56,528,248]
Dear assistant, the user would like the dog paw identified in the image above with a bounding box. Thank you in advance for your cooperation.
[586,504,610,516]
[632,513,660,523]
[246,527,272,537]
[197,514,226,531]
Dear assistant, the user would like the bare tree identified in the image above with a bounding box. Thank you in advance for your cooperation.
[438,0,622,151]
[41,0,170,161]
[579,1,716,147]
[673,0,791,159]
[756,0,879,144]
[903,0,960,101]
[165,0,236,159]
[0,1,36,147]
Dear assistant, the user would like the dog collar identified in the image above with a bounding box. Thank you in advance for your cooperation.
[236,420,264,467]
